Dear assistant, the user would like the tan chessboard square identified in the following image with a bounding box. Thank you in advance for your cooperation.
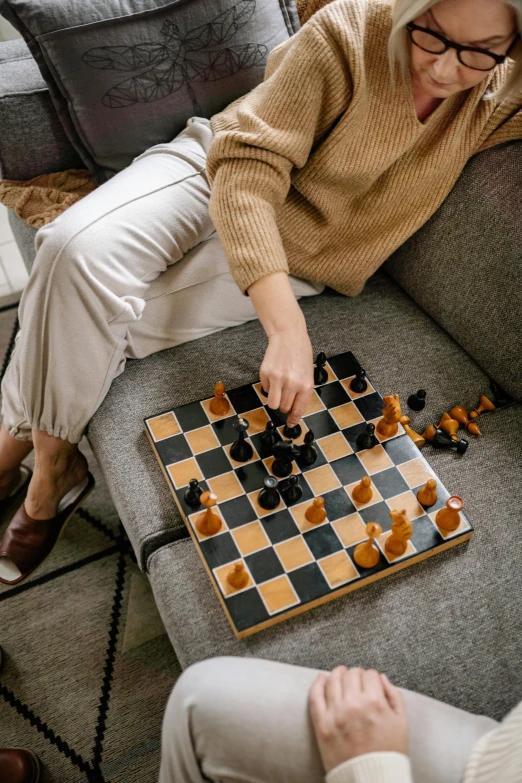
[303,390,326,417]
[214,560,253,597]
[247,489,285,518]
[305,464,341,495]
[263,456,300,478]
[398,458,434,489]
[318,432,353,461]
[428,510,471,540]
[188,505,226,542]
[148,412,180,441]
[290,499,329,534]
[356,445,394,475]
[244,407,271,435]
[329,402,365,430]
[341,377,376,400]
[368,417,405,442]
[345,479,383,510]
[258,575,300,614]
[332,513,368,547]
[207,471,244,502]
[231,521,271,556]
[385,490,425,520]
[275,536,314,571]
[201,397,236,423]
[167,457,204,489]
[377,531,416,563]
[185,425,220,455]
[319,550,359,588]
[225,441,260,468]
[277,419,309,447]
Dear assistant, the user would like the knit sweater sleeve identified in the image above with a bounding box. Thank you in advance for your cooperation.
[206,18,353,294]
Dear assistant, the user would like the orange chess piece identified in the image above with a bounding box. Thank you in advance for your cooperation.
[209,381,230,416]
[422,424,437,442]
[305,497,327,525]
[436,496,463,532]
[353,522,382,569]
[438,412,459,436]
[352,476,373,504]
[196,491,222,536]
[469,394,495,419]
[466,421,481,435]
[227,562,249,590]
[417,479,437,507]
[400,415,425,448]
[385,509,412,557]
[376,394,401,438]
[450,405,469,426]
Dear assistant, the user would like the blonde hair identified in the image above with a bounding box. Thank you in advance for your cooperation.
[388,0,522,103]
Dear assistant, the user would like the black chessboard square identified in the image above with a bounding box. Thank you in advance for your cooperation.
[196,448,232,479]
[359,501,394,530]
[226,384,262,414]
[331,453,367,486]
[174,401,208,432]
[245,548,285,584]
[382,434,420,465]
[327,352,360,380]
[175,480,210,517]
[322,487,356,522]
[260,509,300,544]
[154,433,192,465]
[219,495,258,529]
[343,422,370,451]
[199,532,241,570]
[316,381,350,409]
[346,542,387,576]
[288,563,331,604]
[354,392,384,421]
[412,482,450,513]
[226,588,270,633]
[303,410,339,439]
[304,526,344,560]
[278,475,314,507]
[211,416,240,447]
[410,515,445,552]
[234,460,270,493]
[249,431,272,460]
[372,467,410,500]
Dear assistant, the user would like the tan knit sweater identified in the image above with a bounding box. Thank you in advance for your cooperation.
[206,0,522,296]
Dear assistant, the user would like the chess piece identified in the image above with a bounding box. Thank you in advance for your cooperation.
[449,405,469,426]
[469,394,495,419]
[305,497,327,525]
[270,408,287,427]
[385,509,412,557]
[466,421,481,435]
[196,491,221,536]
[432,427,468,455]
[314,352,328,385]
[282,475,303,503]
[351,476,373,504]
[489,381,514,408]
[436,496,463,532]
[356,423,379,451]
[417,479,437,507]
[260,385,268,398]
[258,476,281,511]
[209,381,230,416]
[230,417,253,463]
[227,563,249,590]
[376,394,401,438]
[259,421,282,455]
[297,430,317,467]
[438,412,459,437]
[407,389,426,411]
[283,422,302,440]
[184,478,203,507]
[350,368,368,393]
[353,522,382,569]
[400,415,426,448]
[422,424,437,442]
[272,439,297,478]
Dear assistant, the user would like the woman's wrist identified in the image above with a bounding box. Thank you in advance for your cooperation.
[247,271,306,338]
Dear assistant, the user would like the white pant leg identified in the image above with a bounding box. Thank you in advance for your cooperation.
[158,657,498,783]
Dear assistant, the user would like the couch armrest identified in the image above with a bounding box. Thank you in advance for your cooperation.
[0,38,83,180]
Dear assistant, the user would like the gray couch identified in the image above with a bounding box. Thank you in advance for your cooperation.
[1,34,521,722]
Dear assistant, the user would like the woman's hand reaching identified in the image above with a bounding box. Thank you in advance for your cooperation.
[260,326,314,428]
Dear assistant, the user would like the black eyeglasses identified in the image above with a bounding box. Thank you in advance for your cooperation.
[406,21,519,71]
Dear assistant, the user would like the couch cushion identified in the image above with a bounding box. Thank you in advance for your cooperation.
[2,0,300,183]
[384,141,522,403]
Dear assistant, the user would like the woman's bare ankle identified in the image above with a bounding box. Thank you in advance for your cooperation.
[25,432,89,519]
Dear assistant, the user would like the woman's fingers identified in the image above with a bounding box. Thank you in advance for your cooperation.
[380,673,406,715]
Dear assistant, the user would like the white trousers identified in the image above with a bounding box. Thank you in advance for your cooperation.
[159,657,498,783]
[1,117,323,443]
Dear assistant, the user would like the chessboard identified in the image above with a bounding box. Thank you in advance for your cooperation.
[145,351,473,639]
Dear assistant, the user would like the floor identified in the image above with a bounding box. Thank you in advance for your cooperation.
[0,204,29,306]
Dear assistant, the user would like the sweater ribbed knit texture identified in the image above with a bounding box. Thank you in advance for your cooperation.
[207,0,522,296]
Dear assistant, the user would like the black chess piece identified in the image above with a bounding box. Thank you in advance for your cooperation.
[297,430,317,466]
[432,427,468,455]
[355,423,379,451]
[272,439,297,478]
[489,380,514,408]
[407,389,426,411]
[230,417,254,462]
[269,408,287,427]
[314,352,328,385]
[259,420,283,455]
[350,367,368,393]
[258,475,281,510]
[283,422,302,440]
[184,478,203,507]
[282,475,303,503]
[260,385,268,398]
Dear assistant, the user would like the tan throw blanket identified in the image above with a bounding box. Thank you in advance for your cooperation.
[0,169,96,229]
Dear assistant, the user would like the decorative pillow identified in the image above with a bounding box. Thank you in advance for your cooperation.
[1,0,300,183]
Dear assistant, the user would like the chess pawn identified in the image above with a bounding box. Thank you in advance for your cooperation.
[376,394,401,438]
[258,476,281,511]
[352,476,373,504]
[417,479,437,507]
[196,491,222,536]
[356,423,379,451]
[436,496,463,532]
[438,412,459,437]
[432,427,469,455]
[449,405,469,426]
[259,421,282,453]
[283,422,302,440]
[407,389,426,411]
[422,424,437,442]
[305,497,327,525]
[469,394,495,419]
[227,563,249,590]
[314,352,328,385]
[466,421,481,436]
[385,509,412,557]
[230,417,253,463]
[184,477,203,507]
[350,367,368,393]
[209,381,230,416]
[400,415,426,448]
[353,522,382,569]
[297,430,317,467]
[283,475,303,503]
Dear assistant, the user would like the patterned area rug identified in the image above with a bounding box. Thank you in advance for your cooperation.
[0,306,182,782]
